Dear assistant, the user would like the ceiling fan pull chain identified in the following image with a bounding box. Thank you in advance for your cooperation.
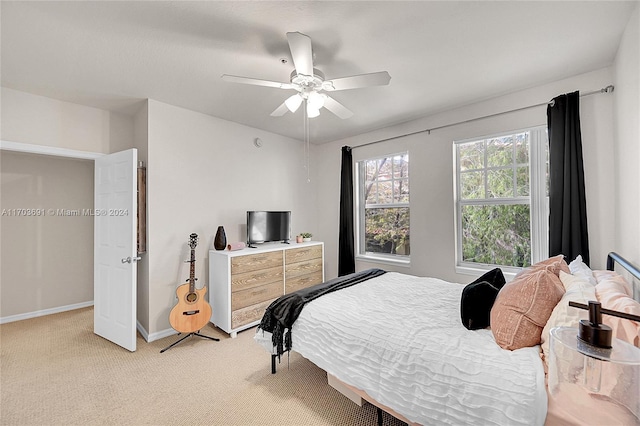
[303,102,311,183]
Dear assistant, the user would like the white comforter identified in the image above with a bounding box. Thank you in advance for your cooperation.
[256,272,547,425]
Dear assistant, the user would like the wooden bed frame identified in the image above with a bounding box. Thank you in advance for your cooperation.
[270,252,640,425]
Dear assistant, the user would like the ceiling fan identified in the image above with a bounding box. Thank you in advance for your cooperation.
[221,32,391,119]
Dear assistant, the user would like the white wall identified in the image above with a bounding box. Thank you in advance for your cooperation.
[1,87,134,153]
[1,152,94,319]
[0,89,136,322]
[613,5,639,266]
[133,101,150,332]
[144,100,317,336]
[317,67,617,282]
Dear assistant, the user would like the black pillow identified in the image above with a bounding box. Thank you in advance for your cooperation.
[460,268,506,330]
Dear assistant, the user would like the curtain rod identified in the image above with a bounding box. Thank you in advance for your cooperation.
[352,85,614,149]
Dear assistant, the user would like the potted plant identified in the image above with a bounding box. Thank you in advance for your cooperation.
[301,232,312,242]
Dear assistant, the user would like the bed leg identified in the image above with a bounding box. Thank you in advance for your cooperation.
[376,407,383,426]
[271,354,277,374]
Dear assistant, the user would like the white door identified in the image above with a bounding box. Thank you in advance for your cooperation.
[94,149,137,351]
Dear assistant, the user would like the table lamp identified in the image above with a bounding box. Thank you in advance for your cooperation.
[547,301,640,423]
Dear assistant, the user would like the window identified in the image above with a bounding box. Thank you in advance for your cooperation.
[357,153,410,262]
[454,127,548,272]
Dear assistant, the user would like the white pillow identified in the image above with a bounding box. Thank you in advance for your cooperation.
[540,270,597,360]
[568,254,596,286]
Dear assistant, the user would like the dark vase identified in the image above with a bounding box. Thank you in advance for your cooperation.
[214,226,227,250]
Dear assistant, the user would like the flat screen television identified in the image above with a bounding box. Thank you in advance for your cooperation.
[247,211,291,246]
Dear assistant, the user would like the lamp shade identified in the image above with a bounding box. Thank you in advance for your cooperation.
[547,327,640,424]
[307,92,326,110]
[285,94,303,113]
[306,105,320,118]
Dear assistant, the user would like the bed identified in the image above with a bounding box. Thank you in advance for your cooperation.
[254,252,640,425]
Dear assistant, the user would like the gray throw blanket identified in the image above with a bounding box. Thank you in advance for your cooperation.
[258,268,387,357]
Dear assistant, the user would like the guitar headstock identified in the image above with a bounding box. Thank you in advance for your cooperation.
[188,233,198,249]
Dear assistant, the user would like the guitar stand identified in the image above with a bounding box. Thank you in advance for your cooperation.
[160,330,219,353]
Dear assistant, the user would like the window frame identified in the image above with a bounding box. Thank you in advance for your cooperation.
[355,151,410,266]
[453,126,548,276]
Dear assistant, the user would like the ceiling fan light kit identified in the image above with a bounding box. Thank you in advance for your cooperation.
[221,31,391,120]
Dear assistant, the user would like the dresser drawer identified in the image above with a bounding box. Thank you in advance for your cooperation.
[232,281,283,311]
[285,270,323,294]
[285,258,323,279]
[232,251,283,275]
[285,245,322,264]
[231,299,275,329]
[231,265,283,292]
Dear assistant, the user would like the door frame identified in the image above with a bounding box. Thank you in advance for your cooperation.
[0,140,104,160]
[0,140,142,342]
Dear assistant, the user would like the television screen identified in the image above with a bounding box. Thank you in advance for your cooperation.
[247,211,291,245]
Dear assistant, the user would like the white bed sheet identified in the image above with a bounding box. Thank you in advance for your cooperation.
[255,272,547,425]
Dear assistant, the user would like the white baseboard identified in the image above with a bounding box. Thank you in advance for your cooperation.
[146,327,178,343]
[1,303,177,344]
[0,301,94,324]
[136,320,150,341]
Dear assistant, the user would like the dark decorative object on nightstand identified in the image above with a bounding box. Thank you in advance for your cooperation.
[214,226,227,251]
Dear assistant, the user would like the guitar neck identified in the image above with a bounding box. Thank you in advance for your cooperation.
[189,248,196,292]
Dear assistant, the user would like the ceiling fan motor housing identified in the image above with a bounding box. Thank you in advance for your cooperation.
[290,69,333,98]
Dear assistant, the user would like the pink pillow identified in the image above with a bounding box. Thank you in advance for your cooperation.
[491,269,566,350]
[595,276,640,347]
[514,254,570,279]
[592,270,633,296]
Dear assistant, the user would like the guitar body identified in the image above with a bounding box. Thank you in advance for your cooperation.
[169,283,212,333]
[168,233,212,333]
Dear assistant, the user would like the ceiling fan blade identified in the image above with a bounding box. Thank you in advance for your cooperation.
[323,95,354,119]
[270,101,290,117]
[324,71,391,91]
[286,32,314,76]
[221,74,294,90]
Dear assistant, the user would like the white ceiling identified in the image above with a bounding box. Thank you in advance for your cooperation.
[1,1,636,144]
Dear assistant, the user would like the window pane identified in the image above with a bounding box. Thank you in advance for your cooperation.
[365,207,410,255]
[392,154,409,178]
[515,132,529,164]
[378,158,392,180]
[516,166,529,197]
[461,171,485,199]
[487,169,513,198]
[459,141,484,171]
[364,181,377,204]
[377,181,393,204]
[461,204,531,267]
[487,136,513,167]
[394,179,409,203]
[365,160,377,181]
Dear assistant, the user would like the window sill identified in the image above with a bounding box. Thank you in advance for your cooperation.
[356,254,411,268]
[455,264,521,282]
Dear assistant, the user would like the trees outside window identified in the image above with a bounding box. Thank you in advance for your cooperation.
[357,153,410,260]
[455,128,548,270]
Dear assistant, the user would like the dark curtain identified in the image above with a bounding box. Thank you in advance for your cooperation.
[547,91,590,265]
[338,146,355,276]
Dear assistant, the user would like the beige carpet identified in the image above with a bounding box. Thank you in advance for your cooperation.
[0,308,405,425]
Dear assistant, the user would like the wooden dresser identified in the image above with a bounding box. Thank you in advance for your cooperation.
[209,242,324,337]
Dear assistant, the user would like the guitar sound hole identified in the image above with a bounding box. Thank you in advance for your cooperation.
[186,293,197,303]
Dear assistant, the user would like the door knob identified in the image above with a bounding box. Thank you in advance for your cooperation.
[121,256,142,264]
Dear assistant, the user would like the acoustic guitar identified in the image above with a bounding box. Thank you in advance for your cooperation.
[169,233,212,333]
